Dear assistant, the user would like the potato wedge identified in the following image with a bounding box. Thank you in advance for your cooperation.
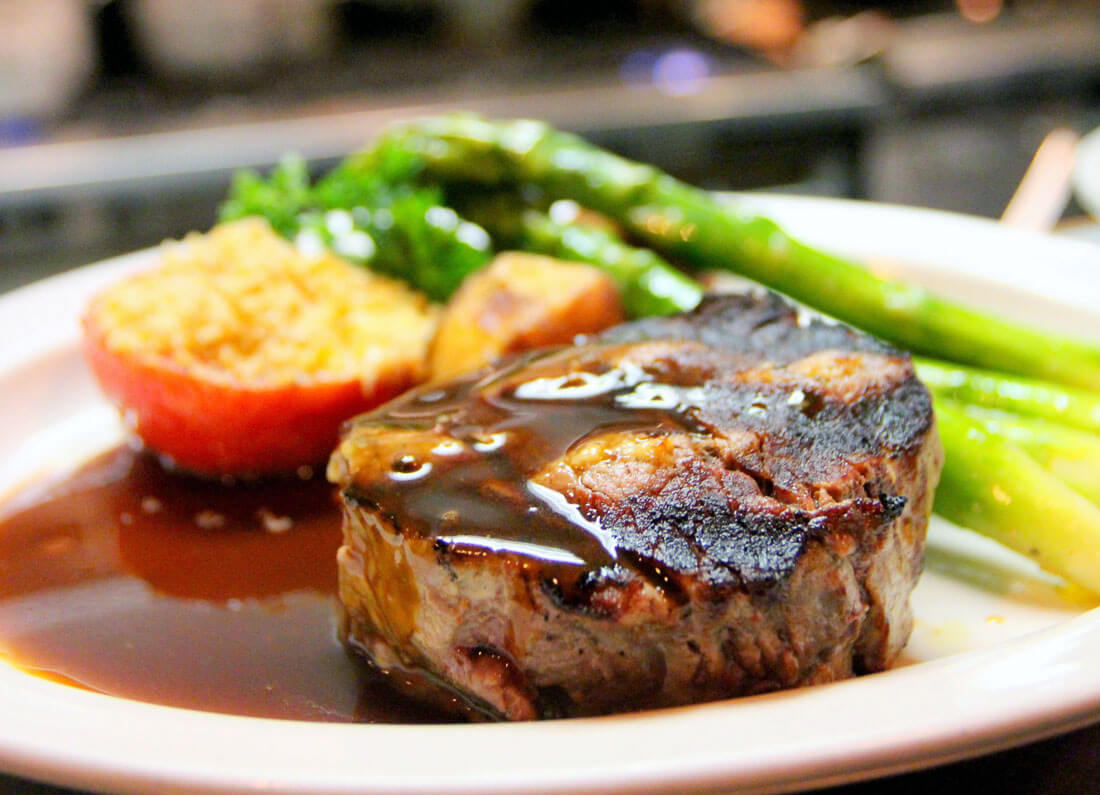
[428,252,625,379]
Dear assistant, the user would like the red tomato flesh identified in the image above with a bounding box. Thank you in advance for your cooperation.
[81,313,402,477]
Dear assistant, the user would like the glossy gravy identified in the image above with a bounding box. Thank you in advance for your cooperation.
[337,347,707,571]
[0,446,453,723]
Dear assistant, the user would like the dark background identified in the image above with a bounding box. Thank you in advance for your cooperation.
[2,0,1099,288]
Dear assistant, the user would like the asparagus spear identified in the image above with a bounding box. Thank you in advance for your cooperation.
[933,401,1100,593]
[459,195,703,317]
[947,400,1100,506]
[379,115,1100,390]
[916,358,1100,435]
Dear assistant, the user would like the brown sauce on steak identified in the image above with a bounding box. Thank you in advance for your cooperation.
[335,294,929,602]
[0,446,453,723]
[339,345,709,570]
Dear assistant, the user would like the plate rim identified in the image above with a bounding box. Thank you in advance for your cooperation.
[1072,125,1100,221]
[1,195,1099,795]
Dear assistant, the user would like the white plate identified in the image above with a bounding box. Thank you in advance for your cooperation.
[1,196,1099,795]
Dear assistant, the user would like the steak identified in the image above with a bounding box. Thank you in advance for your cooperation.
[328,292,943,720]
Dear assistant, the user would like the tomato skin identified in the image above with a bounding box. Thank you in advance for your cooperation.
[82,315,393,478]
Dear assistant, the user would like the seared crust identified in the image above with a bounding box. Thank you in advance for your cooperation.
[329,292,943,719]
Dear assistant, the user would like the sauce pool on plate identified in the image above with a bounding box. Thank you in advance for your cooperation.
[0,446,454,723]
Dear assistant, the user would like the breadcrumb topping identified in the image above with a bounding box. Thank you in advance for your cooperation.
[91,219,437,386]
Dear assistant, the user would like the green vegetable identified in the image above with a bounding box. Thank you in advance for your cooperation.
[945,401,1100,506]
[220,154,314,239]
[932,401,1100,594]
[460,196,703,317]
[916,358,1100,435]
[220,145,493,301]
[376,114,1100,390]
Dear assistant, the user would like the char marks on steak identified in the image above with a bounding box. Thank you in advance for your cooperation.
[328,292,943,720]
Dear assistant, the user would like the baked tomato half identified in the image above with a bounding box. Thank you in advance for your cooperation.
[82,220,437,478]
[83,316,386,477]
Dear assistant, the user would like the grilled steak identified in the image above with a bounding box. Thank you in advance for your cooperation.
[328,293,943,720]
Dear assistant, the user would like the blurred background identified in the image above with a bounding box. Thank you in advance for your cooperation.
[1,0,1099,290]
